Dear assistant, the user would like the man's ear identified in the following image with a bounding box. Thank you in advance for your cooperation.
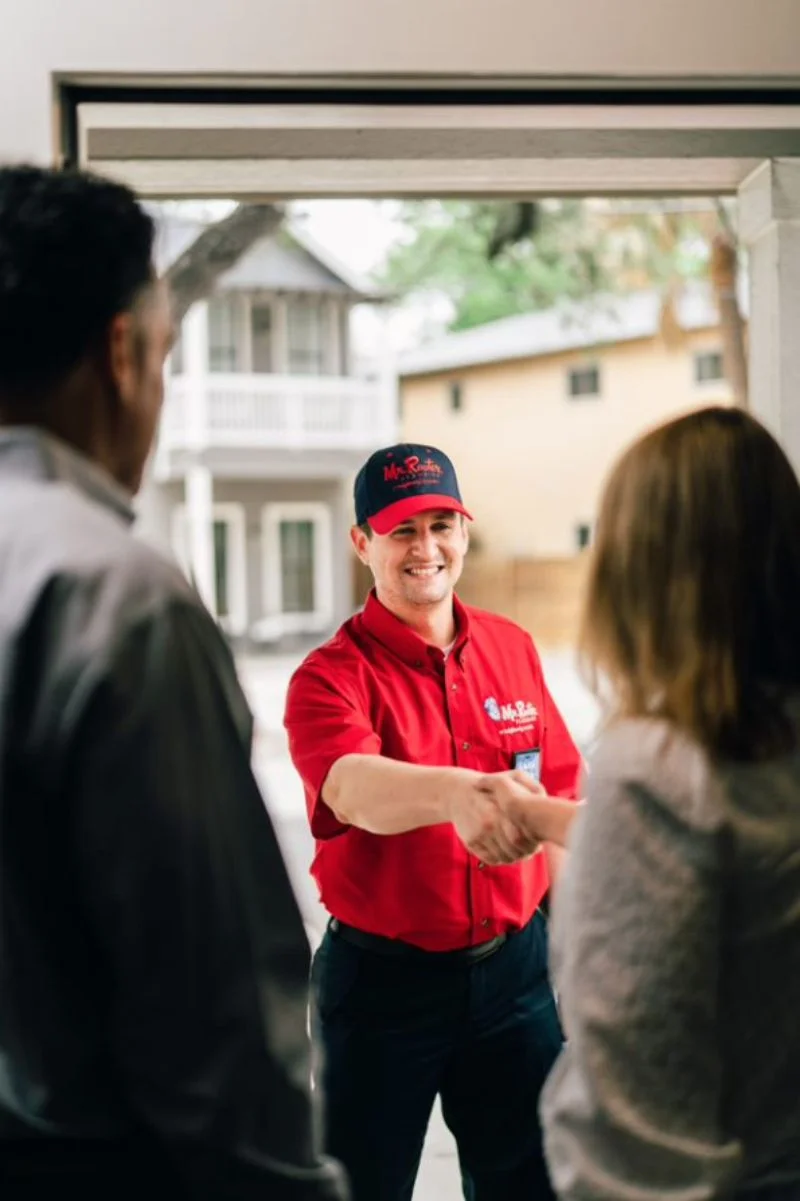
[350,524,372,565]
[106,312,139,409]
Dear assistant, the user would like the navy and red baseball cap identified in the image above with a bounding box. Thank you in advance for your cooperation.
[354,443,473,535]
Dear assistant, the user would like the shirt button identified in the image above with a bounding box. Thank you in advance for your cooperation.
[414,660,423,668]
[462,741,471,751]
[481,918,490,927]
[477,862,485,871]
[451,683,458,691]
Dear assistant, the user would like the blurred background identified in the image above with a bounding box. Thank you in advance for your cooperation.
[128,193,747,1197]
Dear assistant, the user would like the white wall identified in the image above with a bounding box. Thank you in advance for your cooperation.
[3,0,800,163]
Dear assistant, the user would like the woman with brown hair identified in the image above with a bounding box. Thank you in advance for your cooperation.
[541,406,800,1200]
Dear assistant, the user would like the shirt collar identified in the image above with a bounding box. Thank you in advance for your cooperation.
[0,426,135,526]
[360,589,471,669]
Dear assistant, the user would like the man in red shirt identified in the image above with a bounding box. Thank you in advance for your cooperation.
[285,443,582,1201]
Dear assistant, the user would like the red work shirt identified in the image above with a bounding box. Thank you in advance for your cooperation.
[284,591,582,951]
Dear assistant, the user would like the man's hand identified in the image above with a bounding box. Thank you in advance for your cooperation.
[449,771,580,865]
[449,771,545,865]
[501,786,580,850]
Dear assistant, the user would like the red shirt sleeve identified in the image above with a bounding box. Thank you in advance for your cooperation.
[284,659,382,840]
[527,640,584,801]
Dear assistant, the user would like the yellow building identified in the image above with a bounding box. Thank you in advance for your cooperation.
[398,286,739,643]
[400,286,736,559]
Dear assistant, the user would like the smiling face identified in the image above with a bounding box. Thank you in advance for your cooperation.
[351,508,469,619]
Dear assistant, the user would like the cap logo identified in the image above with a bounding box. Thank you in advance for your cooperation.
[383,454,444,486]
[354,442,470,530]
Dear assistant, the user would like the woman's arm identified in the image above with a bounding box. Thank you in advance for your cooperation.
[541,722,742,1201]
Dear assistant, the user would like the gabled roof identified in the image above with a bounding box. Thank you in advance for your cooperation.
[151,208,384,302]
[283,220,385,301]
[398,282,740,378]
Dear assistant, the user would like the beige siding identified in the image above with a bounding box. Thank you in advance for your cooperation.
[401,329,732,558]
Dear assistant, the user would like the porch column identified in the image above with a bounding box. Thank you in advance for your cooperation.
[377,306,399,443]
[185,463,216,616]
[333,474,359,623]
[183,301,209,385]
[181,301,216,614]
[739,159,800,469]
[183,301,210,449]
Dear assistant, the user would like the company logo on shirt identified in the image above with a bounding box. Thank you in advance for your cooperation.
[483,696,538,726]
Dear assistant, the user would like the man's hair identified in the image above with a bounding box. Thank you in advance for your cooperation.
[0,165,155,398]
[580,406,800,761]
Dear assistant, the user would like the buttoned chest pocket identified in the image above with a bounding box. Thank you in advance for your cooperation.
[474,694,543,771]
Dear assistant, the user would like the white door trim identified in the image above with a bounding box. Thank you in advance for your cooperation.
[261,501,333,634]
[172,500,248,636]
[75,100,800,197]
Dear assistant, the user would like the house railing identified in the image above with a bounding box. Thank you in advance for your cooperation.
[160,373,396,451]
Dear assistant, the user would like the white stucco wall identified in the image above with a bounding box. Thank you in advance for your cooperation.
[3,0,800,163]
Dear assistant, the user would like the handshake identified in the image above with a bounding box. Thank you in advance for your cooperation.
[449,770,576,866]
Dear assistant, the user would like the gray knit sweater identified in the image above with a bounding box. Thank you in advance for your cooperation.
[542,715,800,1200]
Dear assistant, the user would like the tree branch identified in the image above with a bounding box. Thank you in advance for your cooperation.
[713,198,737,245]
[710,234,748,409]
[166,203,285,323]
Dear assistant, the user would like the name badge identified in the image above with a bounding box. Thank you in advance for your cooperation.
[512,747,541,785]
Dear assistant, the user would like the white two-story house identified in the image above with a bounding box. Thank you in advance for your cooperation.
[136,213,396,644]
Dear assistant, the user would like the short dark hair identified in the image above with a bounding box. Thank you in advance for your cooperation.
[0,166,155,397]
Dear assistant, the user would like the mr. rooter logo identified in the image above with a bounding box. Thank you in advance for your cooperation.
[383,453,443,488]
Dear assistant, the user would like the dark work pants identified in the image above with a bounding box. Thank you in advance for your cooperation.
[311,912,561,1201]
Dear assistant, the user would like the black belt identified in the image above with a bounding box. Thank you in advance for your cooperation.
[328,918,508,965]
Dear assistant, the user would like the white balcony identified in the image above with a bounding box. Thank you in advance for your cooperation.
[159,373,397,454]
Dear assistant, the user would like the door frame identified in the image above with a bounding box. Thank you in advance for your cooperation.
[261,501,334,633]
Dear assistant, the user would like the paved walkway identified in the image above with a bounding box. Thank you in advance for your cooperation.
[237,648,597,1201]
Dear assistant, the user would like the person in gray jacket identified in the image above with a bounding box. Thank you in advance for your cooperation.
[0,165,347,1200]
[542,406,800,1201]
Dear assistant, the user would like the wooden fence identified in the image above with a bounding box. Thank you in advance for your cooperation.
[353,552,590,649]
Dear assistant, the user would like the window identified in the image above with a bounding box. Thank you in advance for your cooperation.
[262,503,333,634]
[568,365,601,398]
[694,350,724,384]
[575,522,592,550]
[171,503,247,635]
[279,520,315,613]
[208,294,242,373]
[287,298,325,375]
[449,380,464,412]
[250,301,273,373]
[212,519,231,619]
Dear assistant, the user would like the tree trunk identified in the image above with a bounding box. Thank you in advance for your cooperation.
[166,203,285,324]
[658,281,686,350]
[709,234,748,409]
